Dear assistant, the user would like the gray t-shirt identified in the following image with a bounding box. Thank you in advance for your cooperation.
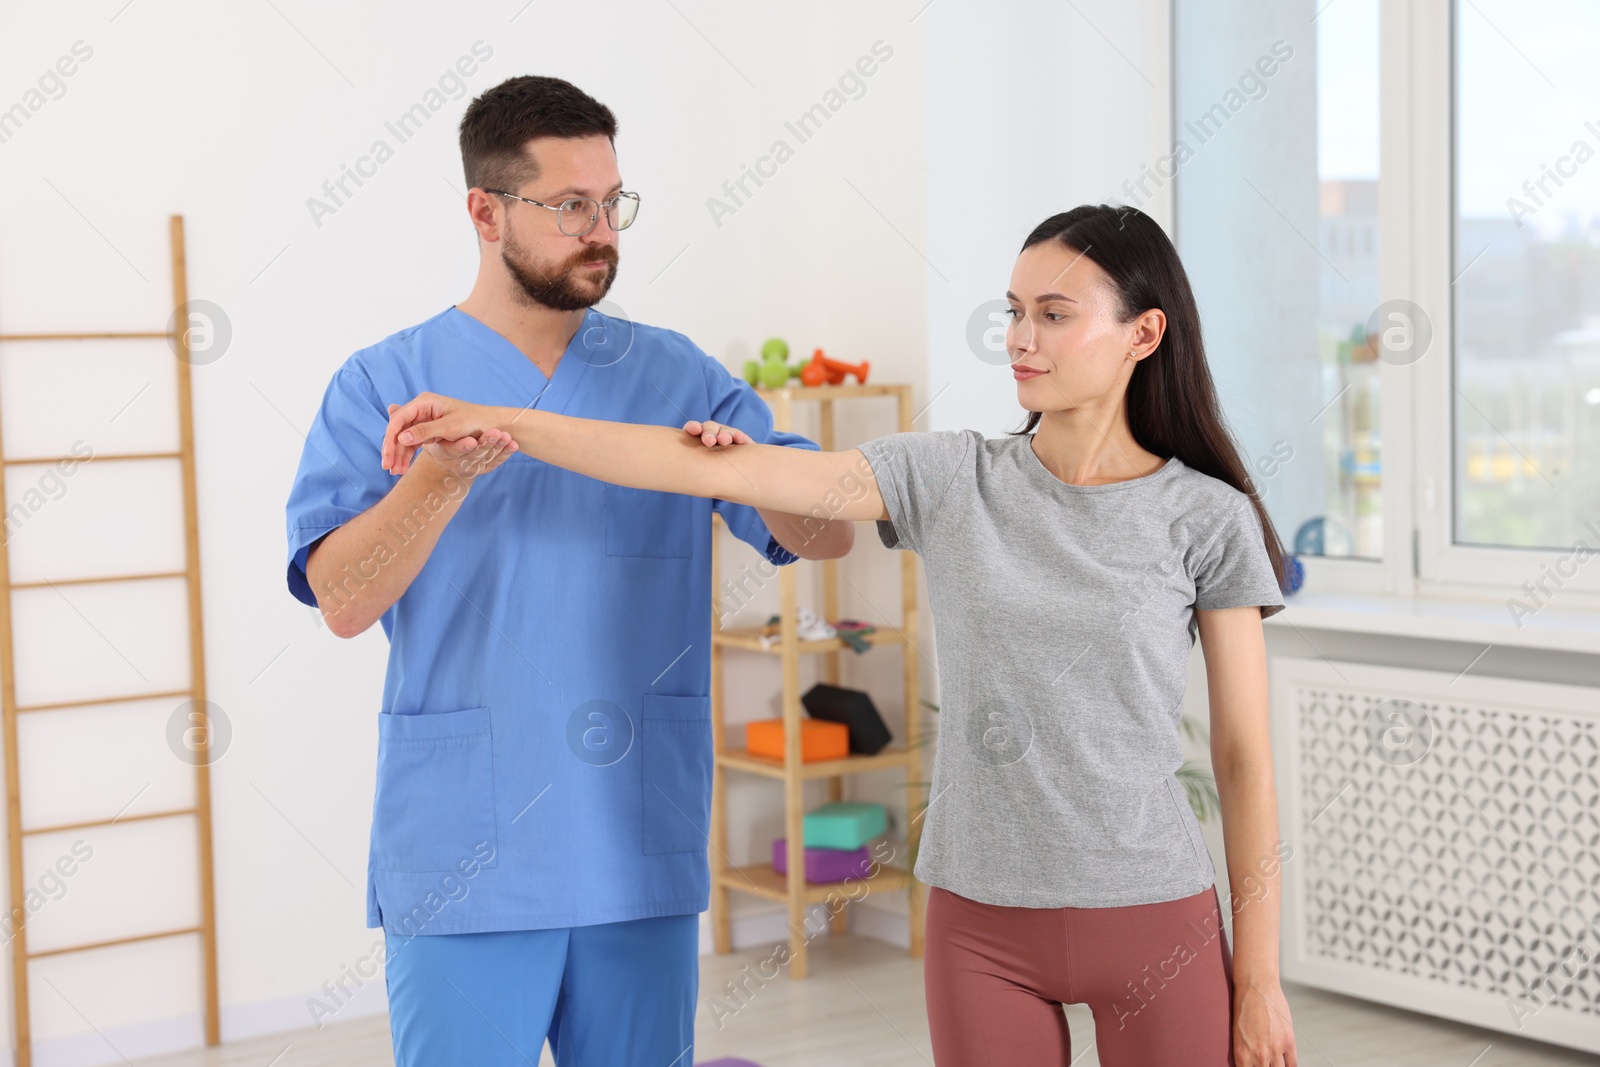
[856,429,1285,909]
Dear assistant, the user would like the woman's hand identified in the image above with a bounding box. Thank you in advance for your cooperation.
[683,419,751,448]
[381,392,503,474]
[1232,975,1298,1067]
[385,402,517,480]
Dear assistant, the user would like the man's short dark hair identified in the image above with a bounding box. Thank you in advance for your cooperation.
[458,75,617,193]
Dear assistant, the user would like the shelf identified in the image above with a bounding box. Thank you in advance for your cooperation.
[751,383,904,402]
[712,623,905,655]
[716,861,913,904]
[707,378,923,974]
[716,745,916,780]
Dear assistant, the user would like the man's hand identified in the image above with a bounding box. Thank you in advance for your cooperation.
[683,419,752,448]
[307,399,514,639]
[682,418,854,560]
[385,402,517,480]
[382,393,506,475]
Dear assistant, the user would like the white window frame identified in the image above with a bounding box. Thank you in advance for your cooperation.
[1274,2,1600,612]
[1243,0,1413,600]
[1408,1,1600,608]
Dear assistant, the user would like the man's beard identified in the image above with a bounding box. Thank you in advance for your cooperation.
[502,223,618,312]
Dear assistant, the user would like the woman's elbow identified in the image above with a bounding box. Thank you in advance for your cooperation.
[811,518,855,559]
[783,517,856,560]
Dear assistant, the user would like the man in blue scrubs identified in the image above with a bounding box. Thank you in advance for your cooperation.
[283,75,853,1066]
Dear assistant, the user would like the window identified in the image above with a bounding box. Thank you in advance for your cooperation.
[1176,1,1600,602]
[1454,0,1600,552]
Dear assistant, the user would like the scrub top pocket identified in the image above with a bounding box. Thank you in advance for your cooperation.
[605,483,696,558]
[373,706,499,872]
[641,693,712,854]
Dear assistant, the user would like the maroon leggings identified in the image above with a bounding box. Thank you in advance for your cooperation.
[924,883,1235,1066]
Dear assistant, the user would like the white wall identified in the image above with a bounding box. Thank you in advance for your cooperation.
[924,0,1173,438]
[0,1,1167,1062]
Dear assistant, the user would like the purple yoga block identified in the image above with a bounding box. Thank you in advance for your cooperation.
[772,837,873,883]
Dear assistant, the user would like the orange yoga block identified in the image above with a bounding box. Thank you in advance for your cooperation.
[746,719,849,763]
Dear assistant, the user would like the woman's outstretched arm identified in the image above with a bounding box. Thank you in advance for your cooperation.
[379,393,890,523]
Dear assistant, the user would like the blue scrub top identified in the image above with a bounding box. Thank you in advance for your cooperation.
[283,305,815,935]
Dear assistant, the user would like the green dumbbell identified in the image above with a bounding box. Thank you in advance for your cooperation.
[742,337,798,389]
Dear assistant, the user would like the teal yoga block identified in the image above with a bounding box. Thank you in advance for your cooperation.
[802,802,886,850]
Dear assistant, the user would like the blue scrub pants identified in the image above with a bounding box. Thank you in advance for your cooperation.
[384,912,699,1066]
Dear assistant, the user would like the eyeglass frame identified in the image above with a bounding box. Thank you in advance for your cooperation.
[483,187,641,236]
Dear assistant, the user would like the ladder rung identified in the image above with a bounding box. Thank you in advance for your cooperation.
[24,807,196,837]
[17,688,192,713]
[0,332,173,342]
[5,451,182,466]
[9,570,187,590]
[26,925,203,959]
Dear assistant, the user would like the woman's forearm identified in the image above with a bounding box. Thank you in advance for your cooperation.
[496,407,723,496]
[491,406,883,521]
[1216,760,1283,982]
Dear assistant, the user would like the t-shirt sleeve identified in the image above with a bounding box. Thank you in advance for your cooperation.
[854,429,975,555]
[1192,495,1286,619]
[284,365,397,608]
[698,352,818,567]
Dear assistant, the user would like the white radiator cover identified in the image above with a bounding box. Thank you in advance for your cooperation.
[1271,657,1599,1054]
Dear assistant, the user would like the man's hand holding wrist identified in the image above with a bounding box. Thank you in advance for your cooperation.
[385,399,519,481]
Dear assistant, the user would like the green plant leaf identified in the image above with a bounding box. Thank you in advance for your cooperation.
[1177,763,1220,824]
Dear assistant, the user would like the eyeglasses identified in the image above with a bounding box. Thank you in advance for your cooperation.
[484,188,641,236]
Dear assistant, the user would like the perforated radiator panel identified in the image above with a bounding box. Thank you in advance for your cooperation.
[1271,658,1599,1054]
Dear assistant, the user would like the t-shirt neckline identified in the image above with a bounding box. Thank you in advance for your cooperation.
[1019,434,1182,493]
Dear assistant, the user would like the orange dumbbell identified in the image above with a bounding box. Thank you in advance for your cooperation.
[801,348,871,387]
[800,350,829,387]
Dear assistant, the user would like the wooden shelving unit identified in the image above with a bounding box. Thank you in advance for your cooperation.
[708,382,924,979]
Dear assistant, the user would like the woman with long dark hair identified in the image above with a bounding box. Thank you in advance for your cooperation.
[379,204,1299,1067]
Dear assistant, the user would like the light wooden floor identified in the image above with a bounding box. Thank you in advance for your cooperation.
[128,935,1595,1067]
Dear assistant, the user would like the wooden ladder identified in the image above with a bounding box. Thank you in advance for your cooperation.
[0,215,220,1066]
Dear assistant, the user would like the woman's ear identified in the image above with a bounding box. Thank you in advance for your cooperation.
[1130,307,1166,360]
